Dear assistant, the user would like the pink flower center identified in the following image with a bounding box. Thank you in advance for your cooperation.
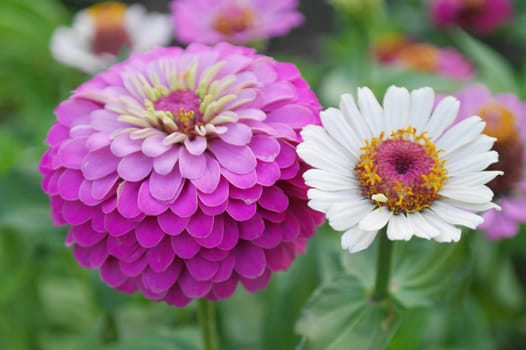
[88,2,131,55]
[355,127,448,213]
[477,102,524,196]
[213,5,255,36]
[153,90,203,134]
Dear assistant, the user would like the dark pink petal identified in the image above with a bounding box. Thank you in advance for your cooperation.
[229,185,262,204]
[240,269,271,292]
[208,141,256,174]
[139,283,167,301]
[147,237,176,272]
[141,263,182,293]
[185,255,219,281]
[118,152,153,182]
[149,168,184,202]
[90,210,106,232]
[260,82,296,109]
[266,104,317,128]
[244,120,297,140]
[252,223,282,249]
[282,214,300,241]
[217,123,252,146]
[81,147,119,180]
[142,135,171,157]
[86,132,111,152]
[56,98,98,127]
[265,243,295,271]
[279,161,300,180]
[58,137,88,169]
[275,141,297,169]
[259,187,289,212]
[50,196,66,224]
[187,209,215,238]
[221,168,257,189]
[111,134,142,157]
[58,169,83,200]
[171,233,200,259]
[211,278,238,299]
[117,182,142,219]
[171,183,198,217]
[47,124,69,147]
[197,177,229,207]
[120,256,148,277]
[101,258,128,287]
[91,173,119,200]
[260,209,287,223]
[157,211,188,236]
[136,217,165,248]
[238,214,265,240]
[62,200,93,225]
[234,242,266,278]
[105,210,135,236]
[217,217,238,251]
[138,181,169,215]
[227,199,256,221]
[42,170,60,195]
[101,196,117,214]
[200,201,228,216]
[165,286,191,307]
[256,161,281,186]
[178,270,212,298]
[195,215,224,248]
[106,232,138,259]
[179,148,207,179]
[249,135,281,162]
[71,222,106,247]
[184,136,207,155]
[191,156,220,194]
[200,247,229,262]
[212,254,235,282]
[153,147,181,175]
[115,277,139,294]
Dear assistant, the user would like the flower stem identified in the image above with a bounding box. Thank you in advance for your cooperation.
[372,227,394,301]
[197,298,219,350]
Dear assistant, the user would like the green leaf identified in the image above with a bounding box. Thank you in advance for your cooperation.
[451,29,519,93]
[100,330,199,350]
[296,275,400,350]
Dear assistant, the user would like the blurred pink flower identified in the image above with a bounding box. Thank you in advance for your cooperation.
[451,84,526,239]
[373,33,474,80]
[430,0,513,33]
[40,42,323,306]
[170,0,304,44]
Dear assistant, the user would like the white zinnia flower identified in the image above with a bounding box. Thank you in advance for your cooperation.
[297,86,502,253]
[50,2,172,74]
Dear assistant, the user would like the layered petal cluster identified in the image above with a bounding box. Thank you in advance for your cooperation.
[170,0,303,45]
[298,86,501,254]
[430,0,513,33]
[51,1,171,73]
[448,85,526,239]
[373,33,474,80]
[40,42,323,306]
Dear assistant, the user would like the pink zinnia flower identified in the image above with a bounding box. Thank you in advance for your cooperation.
[449,84,526,239]
[430,0,513,34]
[39,42,323,306]
[170,0,304,45]
[373,34,474,80]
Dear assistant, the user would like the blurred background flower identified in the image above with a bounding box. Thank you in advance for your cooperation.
[50,1,171,73]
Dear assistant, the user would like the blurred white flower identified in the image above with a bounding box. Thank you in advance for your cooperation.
[298,86,502,253]
[50,2,171,73]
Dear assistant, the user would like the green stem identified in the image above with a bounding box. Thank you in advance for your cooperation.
[372,227,394,301]
[101,312,119,344]
[197,298,219,350]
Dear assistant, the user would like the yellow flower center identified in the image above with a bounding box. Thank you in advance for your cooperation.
[88,2,131,55]
[213,5,255,36]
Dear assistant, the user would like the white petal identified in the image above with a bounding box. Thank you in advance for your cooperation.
[339,93,371,142]
[422,210,462,242]
[407,211,439,239]
[341,226,377,253]
[446,150,498,177]
[436,116,485,155]
[303,169,359,192]
[440,197,501,212]
[440,185,494,204]
[327,200,374,231]
[359,207,393,231]
[446,171,503,187]
[407,87,434,133]
[431,201,484,229]
[320,108,362,160]
[127,6,172,51]
[387,214,414,240]
[307,189,361,212]
[425,96,460,140]
[383,86,410,134]
[357,87,384,136]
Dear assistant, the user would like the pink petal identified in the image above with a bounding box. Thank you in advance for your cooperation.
[229,185,262,204]
[211,278,238,299]
[111,134,142,157]
[117,182,142,218]
[185,255,219,281]
[256,161,281,186]
[208,141,256,174]
[259,187,289,213]
[149,168,184,202]
[266,104,317,128]
[191,156,221,194]
[118,152,153,182]
[120,257,148,277]
[238,213,265,240]
[217,217,239,250]
[265,243,295,271]
[153,147,181,175]
[58,169,83,200]
[157,211,188,236]
[136,217,165,248]
[279,161,300,180]
[221,168,257,189]
[105,210,135,236]
[240,269,271,292]
[282,214,300,241]
[58,137,88,169]
[171,183,198,217]
[234,242,266,278]
[91,173,119,200]
[184,136,207,156]
[141,264,182,293]
[212,254,235,282]
[260,82,296,109]
[165,286,191,307]
[142,135,171,157]
[55,98,98,127]
[147,237,176,272]
[275,141,297,169]
[71,222,106,247]
[178,270,212,298]
[187,209,215,238]
[200,201,228,216]
[252,223,282,249]
[197,177,229,207]
[218,123,253,146]
[47,124,69,147]
[249,135,281,162]
[90,109,125,132]
[171,233,200,259]
[100,257,128,288]
[227,199,257,221]
[62,200,93,225]
[138,181,169,216]
[179,148,207,179]
[81,147,119,180]
[200,247,229,262]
